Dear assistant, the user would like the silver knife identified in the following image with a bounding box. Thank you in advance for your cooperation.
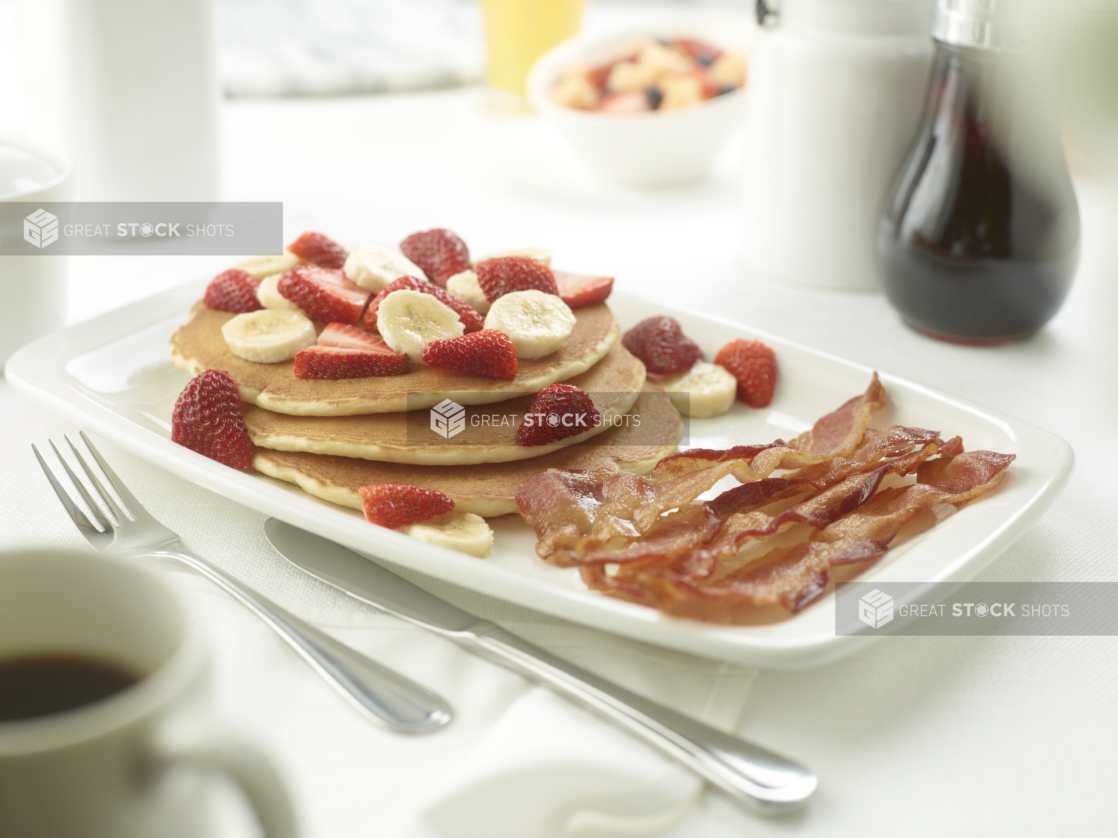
[265,518,817,815]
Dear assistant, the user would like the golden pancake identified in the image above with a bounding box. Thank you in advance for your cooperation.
[170,301,618,416]
[252,383,683,517]
[243,343,645,465]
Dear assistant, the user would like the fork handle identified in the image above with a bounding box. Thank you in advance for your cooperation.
[158,548,452,733]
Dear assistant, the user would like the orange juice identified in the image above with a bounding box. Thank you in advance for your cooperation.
[480,0,587,97]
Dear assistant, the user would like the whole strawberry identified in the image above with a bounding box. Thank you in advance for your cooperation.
[203,269,261,313]
[359,483,454,529]
[422,330,518,380]
[516,384,601,447]
[287,231,348,269]
[171,370,254,469]
[621,316,702,376]
[714,338,777,408]
[399,229,471,287]
[476,256,559,302]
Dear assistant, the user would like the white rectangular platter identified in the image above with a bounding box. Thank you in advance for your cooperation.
[5,281,1073,669]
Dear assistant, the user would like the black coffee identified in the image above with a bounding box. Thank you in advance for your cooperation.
[0,655,140,722]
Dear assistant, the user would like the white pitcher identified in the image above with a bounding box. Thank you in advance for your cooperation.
[740,0,934,292]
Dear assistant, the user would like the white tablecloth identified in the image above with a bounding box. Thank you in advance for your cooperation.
[3,19,1118,838]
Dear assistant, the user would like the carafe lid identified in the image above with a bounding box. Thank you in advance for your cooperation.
[762,0,935,37]
[933,0,1030,51]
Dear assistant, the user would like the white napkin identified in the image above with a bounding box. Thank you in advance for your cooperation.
[396,611,757,838]
[3,406,759,838]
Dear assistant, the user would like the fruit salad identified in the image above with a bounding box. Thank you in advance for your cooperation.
[549,37,747,113]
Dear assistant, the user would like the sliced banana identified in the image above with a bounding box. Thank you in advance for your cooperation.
[344,243,427,292]
[233,251,303,279]
[405,512,494,558]
[256,274,301,311]
[483,290,575,360]
[376,289,464,364]
[221,309,317,364]
[662,361,737,418]
[480,247,552,266]
[445,269,490,315]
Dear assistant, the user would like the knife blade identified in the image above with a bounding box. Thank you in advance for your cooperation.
[265,518,817,815]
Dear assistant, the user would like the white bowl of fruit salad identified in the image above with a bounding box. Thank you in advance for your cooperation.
[527,18,754,187]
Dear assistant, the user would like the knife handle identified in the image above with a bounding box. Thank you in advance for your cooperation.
[163,547,452,734]
[464,623,815,814]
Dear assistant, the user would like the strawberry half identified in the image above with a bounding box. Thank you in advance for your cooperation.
[287,231,347,269]
[203,269,261,313]
[358,483,454,529]
[553,270,614,309]
[171,370,254,470]
[294,345,408,379]
[317,323,386,350]
[422,330,518,380]
[361,276,483,333]
[516,383,601,447]
[714,339,778,408]
[399,228,471,287]
[277,265,370,326]
[621,316,703,376]
[475,256,559,302]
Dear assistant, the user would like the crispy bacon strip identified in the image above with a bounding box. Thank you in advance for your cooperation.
[516,375,889,564]
[573,436,949,570]
[618,450,1015,613]
[649,373,887,484]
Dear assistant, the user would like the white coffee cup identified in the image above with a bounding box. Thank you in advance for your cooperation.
[0,549,298,838]
[0,140,72,367]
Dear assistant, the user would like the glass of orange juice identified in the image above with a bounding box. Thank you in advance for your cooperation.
[480,0,588,105]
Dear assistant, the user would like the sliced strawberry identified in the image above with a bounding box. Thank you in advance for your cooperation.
[516,383,601,447]
[399,228,471,287]
[475,256,559,302]
[293,345,408,379]
[595,91,651,114]
[358,483,454,529]
[360,276,483,333]
[714,338,778,408]
[422,330,518,380]
[171,370,254,470]
[621,316,703,376]
[287,231,347,269]
[277,265,370,326]
[203,269,261,313]
[553,270,614,309]
[317,323,387,351]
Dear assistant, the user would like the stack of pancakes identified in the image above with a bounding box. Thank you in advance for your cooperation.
[170,300,683,517]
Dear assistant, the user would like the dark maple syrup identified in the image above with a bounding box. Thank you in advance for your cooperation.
[878,42,1079,345]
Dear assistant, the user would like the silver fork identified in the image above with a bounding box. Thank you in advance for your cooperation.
[33,431,453,734]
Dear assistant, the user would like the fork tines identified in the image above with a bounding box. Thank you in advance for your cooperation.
[33,433,139,537]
